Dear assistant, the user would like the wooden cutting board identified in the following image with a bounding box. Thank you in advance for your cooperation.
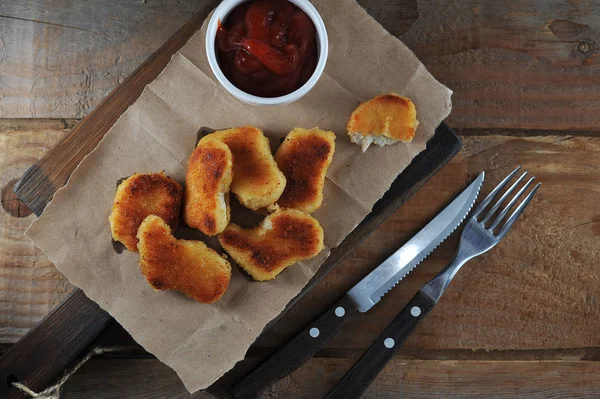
[1,5,460,399]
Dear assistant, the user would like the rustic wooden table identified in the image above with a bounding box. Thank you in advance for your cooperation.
[1,1,599,398]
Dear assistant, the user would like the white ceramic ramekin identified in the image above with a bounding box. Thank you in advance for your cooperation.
[205,0,328,106]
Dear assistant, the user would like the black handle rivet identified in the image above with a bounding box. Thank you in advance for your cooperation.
[309,328,320,338]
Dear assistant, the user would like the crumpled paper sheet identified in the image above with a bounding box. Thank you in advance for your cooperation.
[26,0,451,393]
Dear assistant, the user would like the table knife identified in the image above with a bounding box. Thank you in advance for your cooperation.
[233,172,484,399]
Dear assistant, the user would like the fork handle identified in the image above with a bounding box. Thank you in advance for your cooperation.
[326,291,435,399]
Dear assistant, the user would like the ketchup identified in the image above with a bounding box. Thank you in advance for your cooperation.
[216,0,318,98]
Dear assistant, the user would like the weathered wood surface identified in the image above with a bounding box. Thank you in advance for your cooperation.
[0,0,203,118]
[57,358,600,398]
[0,127,72,343]
[1,0,600,397]
[400,0,600,129]
[2,0,600,130]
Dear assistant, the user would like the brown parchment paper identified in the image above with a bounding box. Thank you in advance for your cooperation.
[26,0,451,393]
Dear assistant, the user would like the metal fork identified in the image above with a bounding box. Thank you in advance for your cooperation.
[422,166,541,302]
[326,167,541,398]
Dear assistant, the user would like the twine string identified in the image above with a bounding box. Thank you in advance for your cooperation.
[11,346,125,399]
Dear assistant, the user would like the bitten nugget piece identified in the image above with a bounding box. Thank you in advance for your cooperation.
[347,93,419,152]
[275,128,335,213]
[200,126,286,210]
[219,209,324,281]
[109,172,183,252]
[184,139,233,236]
[137,215,231,304]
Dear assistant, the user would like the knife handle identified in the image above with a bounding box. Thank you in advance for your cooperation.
[233,294,357,399]
[326,290,435,399]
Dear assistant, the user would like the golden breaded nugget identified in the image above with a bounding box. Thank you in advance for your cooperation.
[200,127,286,210]
[218,209,324,281]
[275,128,335,213]
[184,139,233,236]
[137,215,231,304]
[347,93,419,152]
[109,172,183,252]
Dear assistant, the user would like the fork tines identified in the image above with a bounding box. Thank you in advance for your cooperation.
[473,166,541,237]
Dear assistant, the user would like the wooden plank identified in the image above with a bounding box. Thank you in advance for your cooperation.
[399,0,600,130]
[0,0,204,118]
[55,358,600,398]
[0,119,78,131]
[271,358,600,398]
[357,0,417,37]
[61,359,215,399]
[3,0,600,131]
[0,127,71,343]
[252,135,600,352]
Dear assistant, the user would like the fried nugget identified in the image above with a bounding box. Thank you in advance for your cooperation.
[109,172,183,252]
[200,126,286,210]
[184,139,233,236]
[137,215,231,303]
[347,93,419,152]
[218,209,324,281]
[275,128,335,213]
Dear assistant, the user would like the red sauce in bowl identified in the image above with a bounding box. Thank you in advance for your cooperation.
[216,0,318,98]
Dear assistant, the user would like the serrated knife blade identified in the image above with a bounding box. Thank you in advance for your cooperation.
[347,172,485,312]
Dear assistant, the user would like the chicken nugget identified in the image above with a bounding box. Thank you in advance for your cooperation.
[184,139,233,236]
[218,209,324,281]
[109,172,183,252]
[347,93,419,152]
[200,126,286,210]
[275,128,335,213]
[137,215,231,303]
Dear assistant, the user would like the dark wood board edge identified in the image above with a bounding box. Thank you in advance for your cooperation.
[13,1,220,216]
[0,289,113,399]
